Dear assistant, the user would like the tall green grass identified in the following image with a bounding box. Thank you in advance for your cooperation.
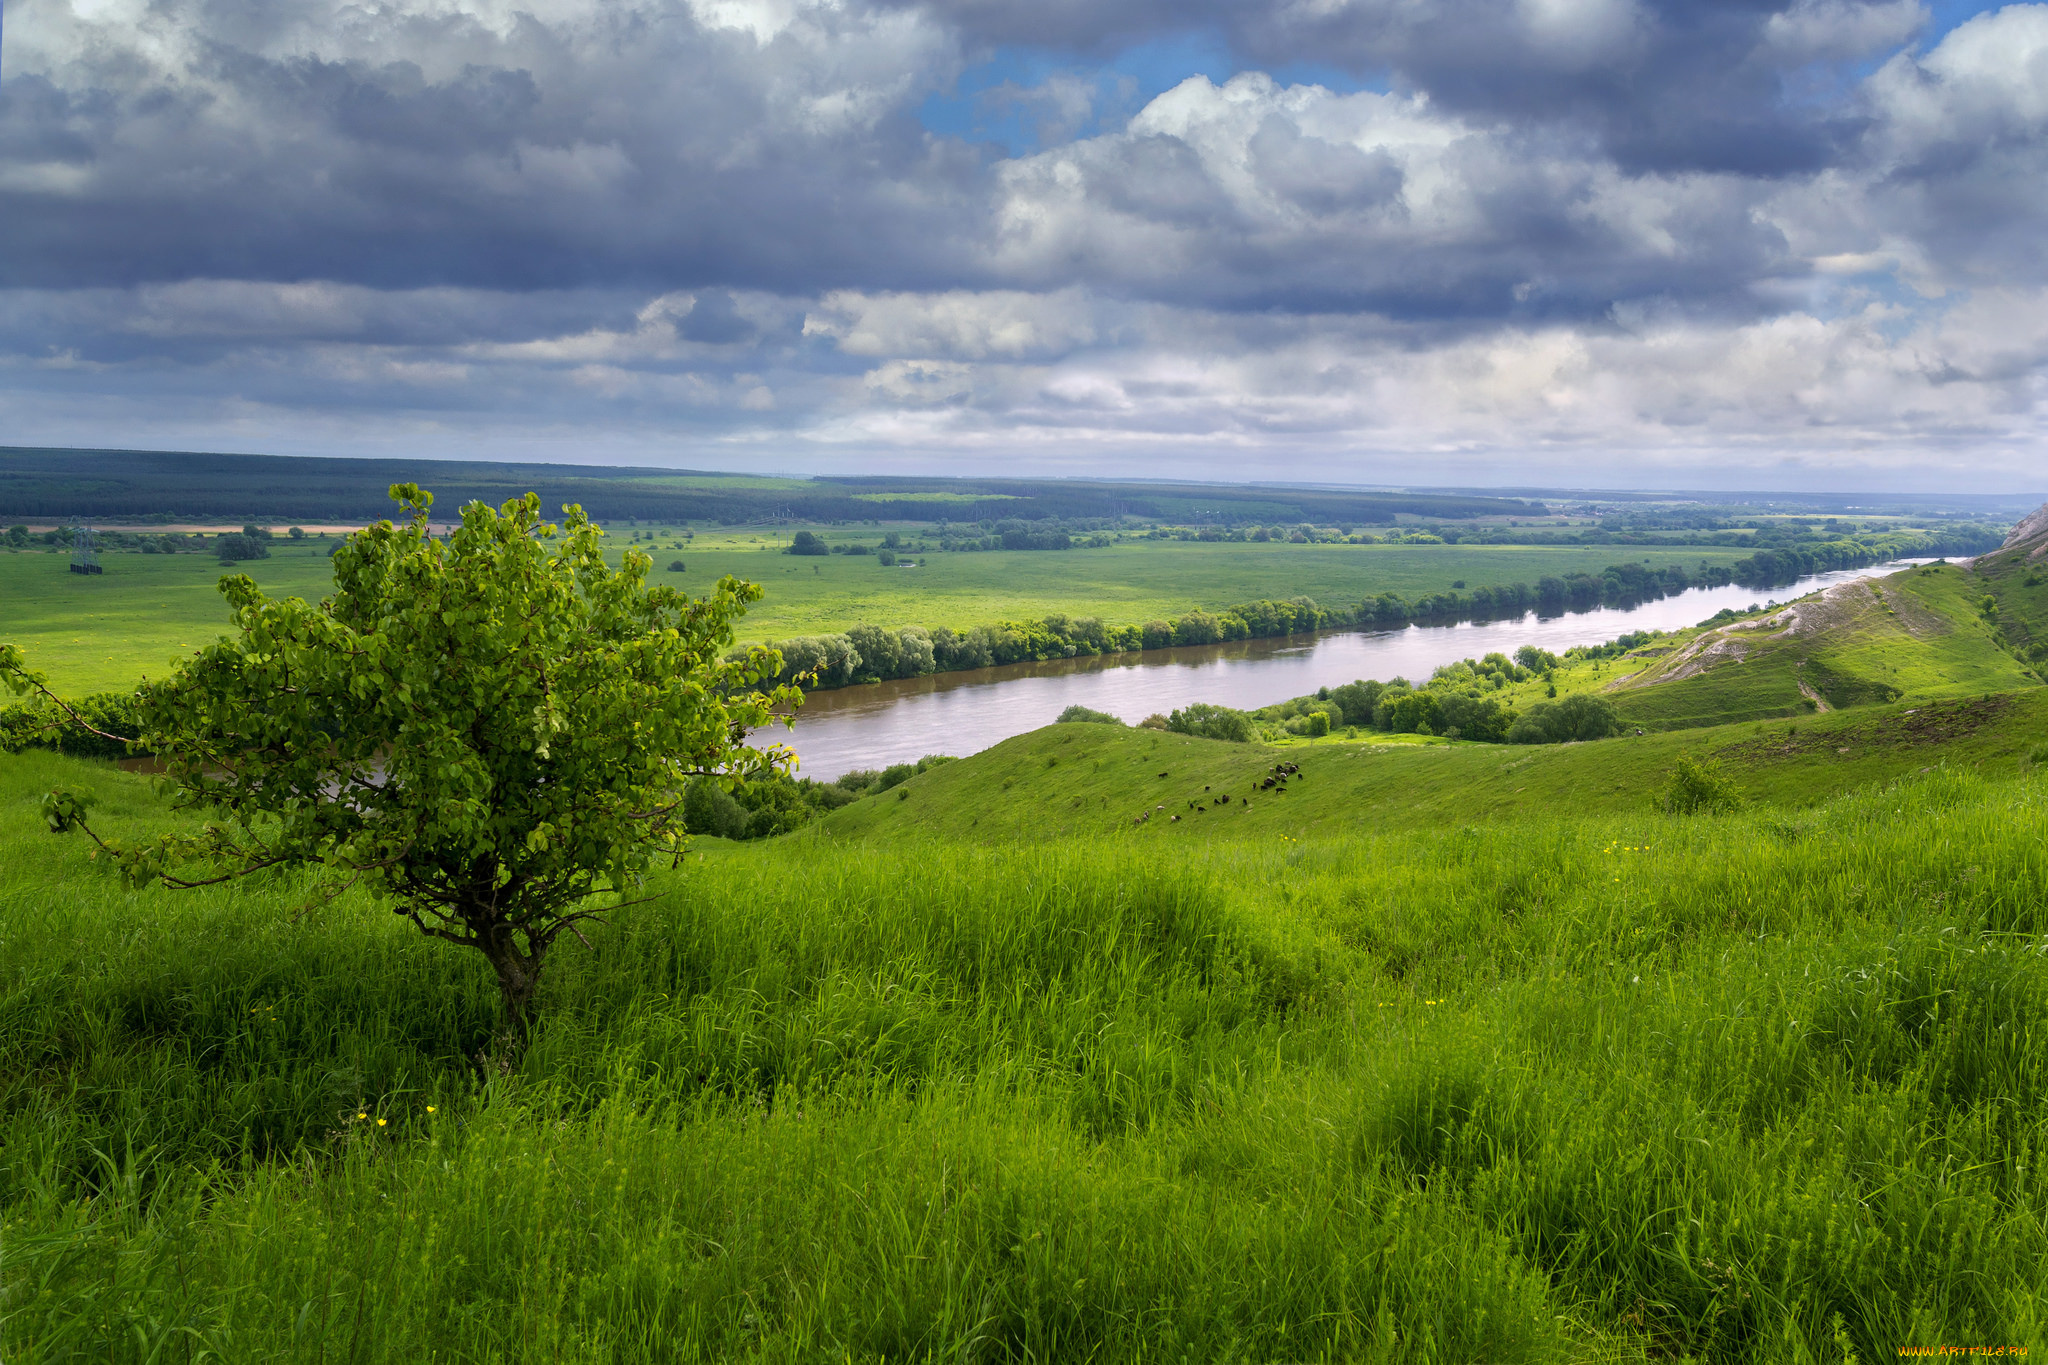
[3,749,2047,1360]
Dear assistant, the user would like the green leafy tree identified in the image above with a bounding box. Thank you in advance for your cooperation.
[1507,693,1620,745]
[214,532,270,562]
[1662,752,1745,814]
[1,485,796,1051]
[1166,702,1255,743]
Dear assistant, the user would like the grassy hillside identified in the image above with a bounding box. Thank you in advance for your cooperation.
[5,743,2048,1360]
[1593,563,2036,731]
[1361,561,2040,738]
[813,690,2048,844]
[1966,513,2048,666]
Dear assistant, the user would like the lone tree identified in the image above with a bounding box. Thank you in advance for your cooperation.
[1,485,796,1050]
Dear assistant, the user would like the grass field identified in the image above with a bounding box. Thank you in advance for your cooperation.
[0,539,1749,697]
[6,727,2048,1360]
[651,538,1749,643]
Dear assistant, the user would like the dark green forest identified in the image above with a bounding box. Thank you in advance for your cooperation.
[0,448,1538,525]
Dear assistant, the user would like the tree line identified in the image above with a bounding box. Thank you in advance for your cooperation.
[0,448,1535,525]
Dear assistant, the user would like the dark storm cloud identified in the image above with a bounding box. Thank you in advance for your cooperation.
[0,0,984,292]
[0,0,1989,315]
[0,0,2042,486]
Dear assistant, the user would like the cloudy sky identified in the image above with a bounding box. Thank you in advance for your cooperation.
[2,0,2045,490]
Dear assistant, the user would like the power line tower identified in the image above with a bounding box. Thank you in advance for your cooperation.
[69,524,103,575]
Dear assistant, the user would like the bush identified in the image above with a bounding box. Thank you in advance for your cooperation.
[1057,705,1125,725]
[0,692,141,759]
[1662,752,1745,815]
[833,754,958,801]
[846,624,902,681]
[877,550,898,566]
[1167,703,1255,743]
[1433,693,1512,744]
[668,559,686,572]
[682,777,751,840]
[1285,709,1332,737]
[774,634,864,688]
[1138,713,1170,730]
[787,531,829,556]
[1507,694,1620,745]
[214,532,270,563]
[1327,680,1384,727]
[1173,611,1223,647]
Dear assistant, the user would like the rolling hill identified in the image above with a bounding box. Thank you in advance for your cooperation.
[1601,561,2037,732]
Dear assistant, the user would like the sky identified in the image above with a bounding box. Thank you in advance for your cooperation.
[1,0,2045,492]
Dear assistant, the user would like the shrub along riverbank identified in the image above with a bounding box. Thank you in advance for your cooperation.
[756,530,1973,691]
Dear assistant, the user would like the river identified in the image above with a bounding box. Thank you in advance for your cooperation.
[773,561,1929,779]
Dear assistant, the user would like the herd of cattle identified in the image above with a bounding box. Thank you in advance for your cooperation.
[1132,760,1303,825]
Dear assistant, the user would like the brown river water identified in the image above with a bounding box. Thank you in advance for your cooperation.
[775,561,1929,779]
[115,560,1925,783]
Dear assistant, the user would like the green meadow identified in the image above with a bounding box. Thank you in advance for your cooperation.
[6,720,2048,1360]
[0,547,341,697]
[646,536,1748,644]
[0,537,1749,696]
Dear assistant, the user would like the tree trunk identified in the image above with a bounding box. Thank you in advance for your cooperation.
[473,917,547,1066]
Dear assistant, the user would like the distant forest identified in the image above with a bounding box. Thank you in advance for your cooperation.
[0,448,1540,526]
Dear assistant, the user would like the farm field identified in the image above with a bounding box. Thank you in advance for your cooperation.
[0,538,1749,697]
[0,547,341,697]
[5,725,2048,1360]
[642,537,1753,643]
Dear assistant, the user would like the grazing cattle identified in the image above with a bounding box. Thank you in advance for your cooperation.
[1158,771,1169,777]
[1216,794,1229,804]
[1171,814,1181,822]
